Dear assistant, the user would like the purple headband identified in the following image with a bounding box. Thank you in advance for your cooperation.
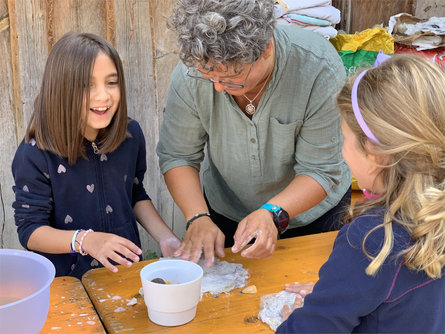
[350,51,391,144]
[351,69,380,143]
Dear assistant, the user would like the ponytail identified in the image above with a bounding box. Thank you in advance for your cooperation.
[404,185,445,278]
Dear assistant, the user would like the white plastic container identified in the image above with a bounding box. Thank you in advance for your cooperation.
[140,259,203,326]
[0,249,55,333]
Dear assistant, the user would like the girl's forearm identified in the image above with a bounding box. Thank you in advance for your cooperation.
[134,200,178,242]
[27,226,77,254]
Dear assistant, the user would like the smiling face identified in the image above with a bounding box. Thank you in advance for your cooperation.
[81,51,120,141]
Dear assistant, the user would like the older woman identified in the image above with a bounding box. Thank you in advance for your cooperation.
[156,0,351,267]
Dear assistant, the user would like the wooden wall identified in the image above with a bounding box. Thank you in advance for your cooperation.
[332,0,445,34]
[0,0,183,255]
[1,0,445,255]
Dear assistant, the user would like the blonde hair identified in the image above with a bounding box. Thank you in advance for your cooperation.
[337,54,445,278]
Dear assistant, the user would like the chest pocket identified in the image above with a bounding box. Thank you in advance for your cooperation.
[268,117,303,163]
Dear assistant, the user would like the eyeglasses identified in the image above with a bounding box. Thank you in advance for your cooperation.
[186,63,254,88]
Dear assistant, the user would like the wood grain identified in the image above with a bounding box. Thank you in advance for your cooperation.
[332,0,416,33]
[111,0,162,254]
[415,0,445,19]
[148,0,184,239]
[1,0,21,250]
[46,0,107,49]
[82,232,337,333]
[42,276,106,333]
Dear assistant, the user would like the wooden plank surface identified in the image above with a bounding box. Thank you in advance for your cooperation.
[82,231,337,333]
[415,0,445,19]
[41,276,106,334]
[11,0,48,132]
[112,0,163,255]
[148,0,184,246]
[332,0,416,33]
[0,0,20,249]
[46,0,107,48]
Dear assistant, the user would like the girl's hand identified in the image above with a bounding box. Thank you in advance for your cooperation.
[81,231,142,273]
[281,282,314,321]
[282,293,304,321]
[284,282,314,297]
[159,236,182,257]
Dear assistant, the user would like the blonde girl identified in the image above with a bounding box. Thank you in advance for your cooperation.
[278,54,445,333]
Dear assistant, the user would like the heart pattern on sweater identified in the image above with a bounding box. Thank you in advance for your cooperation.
[106,205,113,214]
[86,184,95,193]
[23,185,29,192]
[91,259,99,267]
[100,154,107,161]
[57,164,66,174]
[134,177,139,185]
[64,215,73,224]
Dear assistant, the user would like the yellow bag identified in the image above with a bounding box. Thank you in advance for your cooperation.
[330,27,394,76]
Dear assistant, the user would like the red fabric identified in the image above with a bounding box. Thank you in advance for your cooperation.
[394,43,445,68]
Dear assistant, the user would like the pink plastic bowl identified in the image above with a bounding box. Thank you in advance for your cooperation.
[0,249,55,333]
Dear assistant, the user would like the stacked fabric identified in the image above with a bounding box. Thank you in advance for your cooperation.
[273,0,340,39]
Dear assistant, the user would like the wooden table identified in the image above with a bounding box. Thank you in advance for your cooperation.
[82,231,337,333]
[41,276,106,333]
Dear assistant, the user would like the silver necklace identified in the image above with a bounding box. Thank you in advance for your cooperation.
[242,67,273,115]
[242,41,274,115]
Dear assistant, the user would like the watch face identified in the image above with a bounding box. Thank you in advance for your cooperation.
[274,209,289,233]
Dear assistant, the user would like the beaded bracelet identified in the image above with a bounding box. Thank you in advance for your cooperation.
[70,229,84,255]
[185,212,211,230]
[78,229,94,256]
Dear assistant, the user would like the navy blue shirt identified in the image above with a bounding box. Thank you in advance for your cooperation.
[12,119,150,278]
[276,210,445,333]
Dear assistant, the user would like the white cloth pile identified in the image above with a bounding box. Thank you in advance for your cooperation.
[388,13,445,51]
[274,0,340,39]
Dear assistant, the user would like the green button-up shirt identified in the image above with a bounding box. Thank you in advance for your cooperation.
[157,25,351,228]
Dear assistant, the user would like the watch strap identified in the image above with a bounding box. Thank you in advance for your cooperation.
[259,203,281,213]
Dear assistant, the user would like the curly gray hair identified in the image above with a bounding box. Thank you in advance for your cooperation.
[168,0,275,71]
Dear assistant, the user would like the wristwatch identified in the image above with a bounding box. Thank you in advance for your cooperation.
[259,203,289,234]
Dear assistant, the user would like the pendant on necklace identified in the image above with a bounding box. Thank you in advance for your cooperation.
[245,104,256,115]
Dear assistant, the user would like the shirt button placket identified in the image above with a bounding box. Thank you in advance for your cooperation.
[248,123,261,176]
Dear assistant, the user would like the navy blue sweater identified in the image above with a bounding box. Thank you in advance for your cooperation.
[276,210,445,333]
[12,119,150,278]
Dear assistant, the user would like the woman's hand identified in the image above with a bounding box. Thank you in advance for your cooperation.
[231,209,277,258]
[173,216,225,267]
[81,231,142,273]
[159,236,182,257]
